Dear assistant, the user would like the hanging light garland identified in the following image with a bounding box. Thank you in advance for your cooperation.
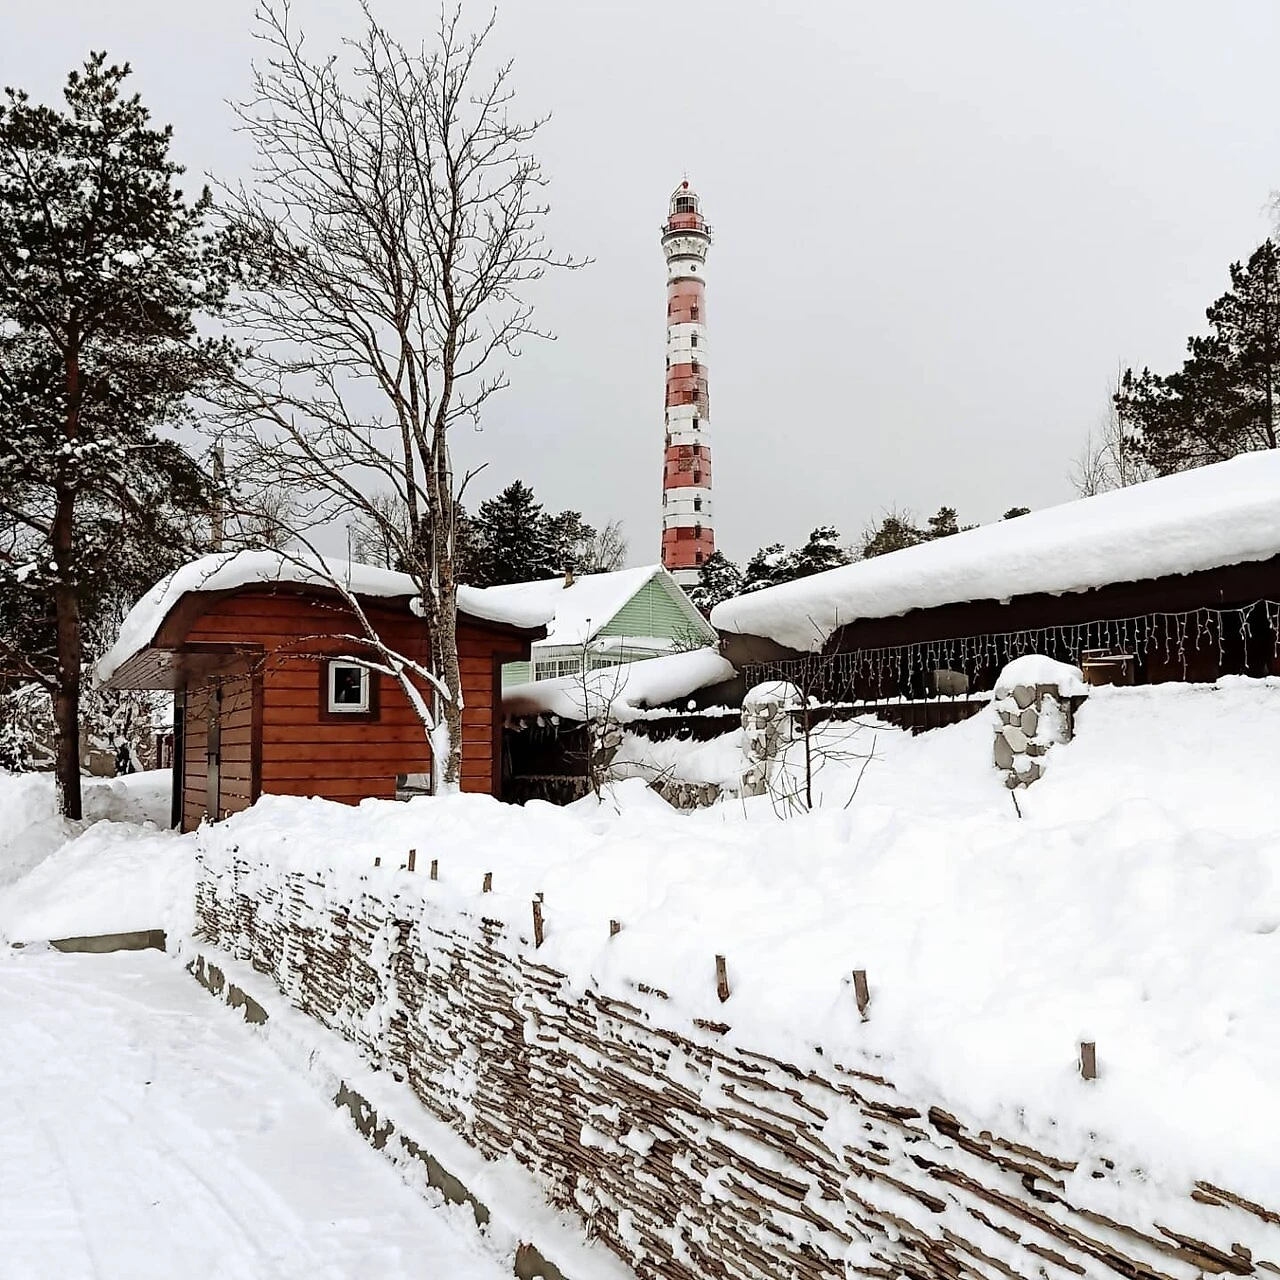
[742,600,1280,704]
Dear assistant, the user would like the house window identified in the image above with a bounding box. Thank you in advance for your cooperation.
[328,661,370,713]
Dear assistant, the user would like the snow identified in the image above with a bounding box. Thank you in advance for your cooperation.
[195,677,1280,1202]
[993,653,1089,697]
[96,550,554,685]
[477,564,702,648]
[502,647,736,721]
[0,947,511,1279]
[0,770,190,944]
[712,450,1280,651]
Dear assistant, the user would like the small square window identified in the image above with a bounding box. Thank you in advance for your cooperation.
[690,333,698,347]
[328,661,370,713]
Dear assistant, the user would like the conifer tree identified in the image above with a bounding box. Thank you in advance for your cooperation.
[0,54,232,816]
[740,543,790,594]
[789,526,850,579]
[1118,240,1280,474]
[688,550,743,611]
[468,481,558,587]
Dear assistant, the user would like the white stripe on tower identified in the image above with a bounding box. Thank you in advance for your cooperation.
[660,180,714,589]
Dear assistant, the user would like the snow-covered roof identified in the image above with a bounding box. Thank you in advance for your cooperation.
[96,551,552,686]
[502,647,736,723]
[712,451,1280,652]
[478,564,707,648]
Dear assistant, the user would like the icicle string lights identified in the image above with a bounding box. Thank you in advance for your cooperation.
[742,601,1280,704]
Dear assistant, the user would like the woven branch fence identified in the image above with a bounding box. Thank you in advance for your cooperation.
[195,853,1280,1280]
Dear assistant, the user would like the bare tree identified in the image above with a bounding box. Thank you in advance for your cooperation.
[578,519,628,573]
[1070,371,1155,497]
[213,2,579,788]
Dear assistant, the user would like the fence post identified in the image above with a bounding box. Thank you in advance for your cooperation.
[852,969,870,1020]
[609,919,621,937]
[715,954,730,1003]
[1080,1041,1097,1081]
[532,900,544,948]
[407,848,417,872]
[430,858,438,881]
[482,872,493,893]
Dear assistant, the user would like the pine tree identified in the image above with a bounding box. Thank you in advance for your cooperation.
[0,54,232,817]
[789,526,850,579]
[1002,506,1031,519]
[688,550,743,612]
[1118,240,1280,474]
[740,543,791,593]
[859,511,925,559]
[468,481,558,586]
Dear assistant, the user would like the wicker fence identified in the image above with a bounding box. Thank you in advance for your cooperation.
[196,851,1280,1280]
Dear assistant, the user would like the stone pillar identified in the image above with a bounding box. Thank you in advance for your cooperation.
[740,681,801,797]
[991,657,1086,790]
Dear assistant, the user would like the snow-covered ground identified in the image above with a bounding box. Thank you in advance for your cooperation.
[0,946,511,1280]
[0,770,193,944]
[4,678,1280,1211]
[193,678,1280,1204]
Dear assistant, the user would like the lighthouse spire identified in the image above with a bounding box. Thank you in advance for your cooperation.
[660,180,714,587]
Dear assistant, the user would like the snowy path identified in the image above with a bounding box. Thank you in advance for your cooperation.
[0,947,509,1280]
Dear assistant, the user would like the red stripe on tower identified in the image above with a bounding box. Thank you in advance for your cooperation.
[660,180,714,587]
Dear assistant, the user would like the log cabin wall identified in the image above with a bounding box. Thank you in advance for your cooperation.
[173,589,524,830]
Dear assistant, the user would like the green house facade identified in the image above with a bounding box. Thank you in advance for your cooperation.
[488,565,717,692]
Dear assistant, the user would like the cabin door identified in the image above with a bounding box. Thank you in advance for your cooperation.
[206,685,221,821]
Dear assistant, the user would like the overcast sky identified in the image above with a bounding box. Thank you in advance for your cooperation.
[8,1,1280,565]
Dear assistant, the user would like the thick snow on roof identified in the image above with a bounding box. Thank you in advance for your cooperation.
[712,451,1280,652]
[502,647,735,723]
[96,551,552,686]
[479,565,696,648]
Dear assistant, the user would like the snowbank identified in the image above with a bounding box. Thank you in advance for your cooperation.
[0,770,193,943]
[502,647,735,722]
[712,450,1280,651]
[200,678,1280,1201]
[97,550,554,685]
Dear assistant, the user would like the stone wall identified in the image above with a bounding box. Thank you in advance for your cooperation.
[195,849,1280,1280]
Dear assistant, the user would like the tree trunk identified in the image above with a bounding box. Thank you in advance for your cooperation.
[52,508,83,821]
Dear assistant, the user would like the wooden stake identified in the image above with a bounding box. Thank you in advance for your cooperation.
[532,900,544,948]
[407,848,417,872]
[373,856,381,867]
[482,872,493,893]
[852,969,870,1020]
[609,919,621,937]
[1080,1041,1097,1081]
[430,858,438,881]
[715,954,730,1003]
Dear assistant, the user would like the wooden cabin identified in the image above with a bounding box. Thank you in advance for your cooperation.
[97,554,546,830]
[712,452,1280,702]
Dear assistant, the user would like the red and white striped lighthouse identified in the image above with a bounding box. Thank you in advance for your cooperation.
[660,180,714,588]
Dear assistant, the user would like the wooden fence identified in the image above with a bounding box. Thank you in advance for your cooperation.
[195,851,1280,1280]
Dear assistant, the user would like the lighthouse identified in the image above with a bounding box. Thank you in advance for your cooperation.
[660,180,714,588]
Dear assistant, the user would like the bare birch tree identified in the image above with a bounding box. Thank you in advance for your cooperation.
[1070,371,1155,497]
[214,1,577,787]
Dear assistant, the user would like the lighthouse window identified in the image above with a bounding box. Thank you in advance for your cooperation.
[690,306,700,320]
[695,550,704,565]
[692,417,700,430]
[694,523,702,538]
[690,333,698,347]
[693,470,702,484]
[694,496,702,511]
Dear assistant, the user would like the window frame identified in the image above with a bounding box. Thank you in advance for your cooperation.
[318,658,381,723]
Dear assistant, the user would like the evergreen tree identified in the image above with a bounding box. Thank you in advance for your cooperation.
[688,550,743,612]
[1118,240,1280,474]
[740,543,791,593]
[546,509,597,575]
[468,481,558,586]
[0,54,232,816]
[925,506,962,539]
[789,525,851,579]
[1002,506,1031,519]
[859,512,925,559]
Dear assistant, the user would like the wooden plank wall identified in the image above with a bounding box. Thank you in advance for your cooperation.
[179,591,520,821]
